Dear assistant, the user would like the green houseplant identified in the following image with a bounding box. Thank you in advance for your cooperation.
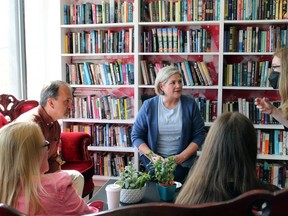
[152,156,177,186]
[115,162,151,204]
[146,151,177,185]
[146,151,177,201]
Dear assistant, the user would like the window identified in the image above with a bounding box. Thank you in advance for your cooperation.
[0,0,26,99]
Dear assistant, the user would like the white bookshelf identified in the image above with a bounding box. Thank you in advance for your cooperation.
[60,0,288,183]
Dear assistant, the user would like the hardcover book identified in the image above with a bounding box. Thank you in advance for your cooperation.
[157,28,163,52]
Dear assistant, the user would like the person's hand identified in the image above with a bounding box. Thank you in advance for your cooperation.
[150,153,163,163]
[173,154,184,164]
[254,97,275,115]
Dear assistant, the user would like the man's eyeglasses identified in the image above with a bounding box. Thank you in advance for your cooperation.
[42,140,50,150]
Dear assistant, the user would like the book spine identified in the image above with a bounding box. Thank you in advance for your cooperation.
[197,61,208,85]
[157,28,163,52]
[200,61,213,86]
[189,62,199,86]
[151,28,158,52]
[167,28,173,52]
[140,60,149,85]
[181,61,190,86]
[162,28,168,52]
[193,62,205,85]
[172,27,178,52]
[109,0,115,23]
[184,61,194,86]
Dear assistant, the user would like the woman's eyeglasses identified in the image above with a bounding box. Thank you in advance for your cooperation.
[42,140,50,150]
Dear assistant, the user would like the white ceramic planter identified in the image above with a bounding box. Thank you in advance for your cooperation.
[120,185,146,204]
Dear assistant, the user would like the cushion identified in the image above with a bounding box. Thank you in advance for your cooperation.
[0,113,8,128]
[61,161,93,174]
[14,100,38,119]
[61,132,92,161]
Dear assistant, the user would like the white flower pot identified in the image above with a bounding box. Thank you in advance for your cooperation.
[120,185,146,204]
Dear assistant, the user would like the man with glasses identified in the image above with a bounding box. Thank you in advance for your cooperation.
[16,80,84,196]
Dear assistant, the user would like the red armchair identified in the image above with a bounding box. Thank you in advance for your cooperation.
[0,113,8,128]
[0,94,38,123]
[0,94,95,198]
[61,132,95,198]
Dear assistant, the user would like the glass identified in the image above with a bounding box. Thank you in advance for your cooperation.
[42,140,50,150]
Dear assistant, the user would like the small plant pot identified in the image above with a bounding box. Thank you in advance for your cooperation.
[156,183,176,202]
[120,185,147,204]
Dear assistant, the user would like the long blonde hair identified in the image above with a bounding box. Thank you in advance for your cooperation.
[274,47,288,119]
[175,112,259,205]
[0,121,45,214]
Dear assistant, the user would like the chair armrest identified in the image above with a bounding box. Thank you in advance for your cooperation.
[88,200,104,212]
[61,132,92,161]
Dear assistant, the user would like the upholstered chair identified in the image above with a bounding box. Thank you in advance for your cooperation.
[61,132,95,198]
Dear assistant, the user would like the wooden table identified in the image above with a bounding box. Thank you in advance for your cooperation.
[88,179,180,210]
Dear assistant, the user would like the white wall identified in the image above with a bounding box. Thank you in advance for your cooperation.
[25,0,61,100]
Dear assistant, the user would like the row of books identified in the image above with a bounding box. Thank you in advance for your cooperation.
[223,60,271,87]
[257,130,288,156]
[92,152,134,177]
[141,27,212,53]
[141,0,219,22]
[223,98,280,124]
[140,60,214,86]
[194,97,217,122]
[63,1,133,25]
[72,95,134,120]
[66,124,93,134]
[224,26,288,53]
[67,123,132,147]
[78,94,133,120]
[66,62,134,85]
[65,28,134,54]
[225,0,288,20]
[256,161,288,188]
[93,124,132,147]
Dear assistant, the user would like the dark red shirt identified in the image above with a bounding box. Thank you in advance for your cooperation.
[16,105,61,172]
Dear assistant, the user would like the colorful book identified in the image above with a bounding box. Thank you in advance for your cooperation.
[167,28,173,52]
[140,60,150,85]
[193,62,205,86]
[184,61,194,86]
[172,27,178,52]
[181,61,191,86]
[162,28,168,52]
[157,28,163,52]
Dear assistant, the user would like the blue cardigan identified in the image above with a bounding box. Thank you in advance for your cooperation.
[131,95,205,169]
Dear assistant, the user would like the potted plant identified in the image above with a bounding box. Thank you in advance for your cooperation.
[146,151,177,201]
[115,162,151,204]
